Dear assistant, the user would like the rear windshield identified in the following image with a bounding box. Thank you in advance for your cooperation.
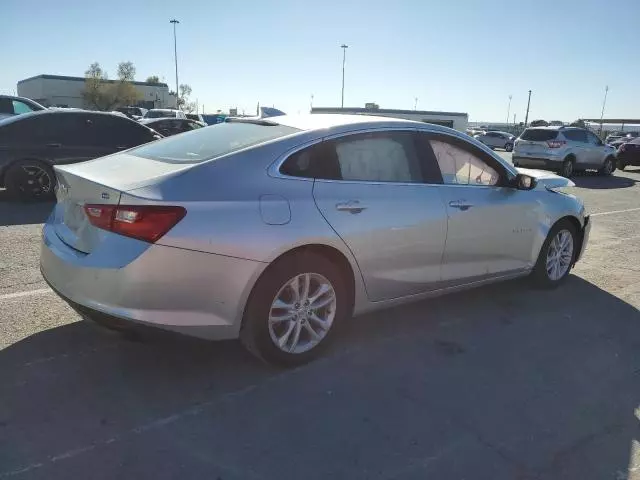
[520,129,558,141]
[130,122,301,163]
[146,110,175,118]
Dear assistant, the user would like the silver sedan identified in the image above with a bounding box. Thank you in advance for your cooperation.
[40,115,590,365]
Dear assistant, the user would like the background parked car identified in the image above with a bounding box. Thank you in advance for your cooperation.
[185,113,205,123]
[608,132,640,149]
[616,138,640,170]
[474,131,515,151]
[0,95,46,120]
[605,131,627,144]
[529,120,549,127]
[115,106,148,120]
[513,126,617,177]
[0,110,162,200]
[139,118,206,137]
[143,108,186,119]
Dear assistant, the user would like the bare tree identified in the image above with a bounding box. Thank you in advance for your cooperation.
[82,61,140,111]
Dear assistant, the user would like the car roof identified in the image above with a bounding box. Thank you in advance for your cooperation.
[0,108,135,126]
[268,113,427,132]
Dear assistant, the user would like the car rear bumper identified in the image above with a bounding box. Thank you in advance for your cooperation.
[40,222,266,340]
[512,156,563,169]
[617,151,640,165]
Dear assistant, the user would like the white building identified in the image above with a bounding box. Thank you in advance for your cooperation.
[311,107,468,132]
[17,74,174,109]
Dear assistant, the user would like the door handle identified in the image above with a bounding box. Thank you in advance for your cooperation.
[449,200,473,211]
[335,201,367,214]
[46,143,61,148]
[116,145,128,150]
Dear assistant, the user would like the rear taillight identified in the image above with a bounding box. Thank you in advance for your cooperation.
[547,140,566,148]
[619,144,626,152]
[84,204,186,243]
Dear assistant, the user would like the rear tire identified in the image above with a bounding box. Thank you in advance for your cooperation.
[598,156,616,176]
[560,157,575,178]
[531,220,577,289]
[5,160,55,201]
[504,143,513,152]
[240,251,349,366]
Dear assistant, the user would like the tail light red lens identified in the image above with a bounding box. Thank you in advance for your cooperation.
[619,144,626,152]
[84,204,186,243]
[547,140,566,148]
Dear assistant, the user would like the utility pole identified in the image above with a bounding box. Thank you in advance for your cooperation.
[506,95,512,124]
[599,85,609,135]
[170,19,180,109]
[310,94,314,112]
[340,44,348,108]
[414,97,418,110]
[524,90,532,127]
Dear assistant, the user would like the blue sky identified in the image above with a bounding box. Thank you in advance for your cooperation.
[3,0,639,122]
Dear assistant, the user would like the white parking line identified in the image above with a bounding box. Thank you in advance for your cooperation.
[592,207,640,217]
[0,288,52,301]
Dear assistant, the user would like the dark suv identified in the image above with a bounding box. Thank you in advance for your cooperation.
[0,110,161,200]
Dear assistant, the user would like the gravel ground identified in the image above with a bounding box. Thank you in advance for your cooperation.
[1,162,640,480]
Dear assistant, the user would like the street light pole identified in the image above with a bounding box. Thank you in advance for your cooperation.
[599,85,609,135]
[506,95,512,125]
[340,44,348,108]
[170,19,180,109]
[414,97,418,110]
[524,90,532,127]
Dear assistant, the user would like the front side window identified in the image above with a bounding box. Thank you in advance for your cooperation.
[331,131,422,183]
[586,131,601,145]
[430,139,499,186]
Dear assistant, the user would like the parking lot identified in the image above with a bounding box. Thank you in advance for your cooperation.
[1,154,640,479]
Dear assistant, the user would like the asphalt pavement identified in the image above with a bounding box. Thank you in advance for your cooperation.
[1,159,640,479]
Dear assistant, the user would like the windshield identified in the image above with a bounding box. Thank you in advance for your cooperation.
[130,121,300,163]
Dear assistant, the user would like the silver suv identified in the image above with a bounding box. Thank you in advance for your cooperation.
[513,127,617,177]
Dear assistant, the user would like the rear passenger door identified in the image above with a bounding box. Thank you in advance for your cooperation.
[562,129,590,167]
[309,130,448,301]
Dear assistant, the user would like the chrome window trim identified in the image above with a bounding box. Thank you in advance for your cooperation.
[268,125,517,187]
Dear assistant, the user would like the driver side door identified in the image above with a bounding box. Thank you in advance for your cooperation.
[418,132,540,283]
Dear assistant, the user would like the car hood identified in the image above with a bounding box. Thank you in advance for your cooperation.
[516,167,575,189]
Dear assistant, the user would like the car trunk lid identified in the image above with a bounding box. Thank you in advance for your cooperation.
[52,153,194,253]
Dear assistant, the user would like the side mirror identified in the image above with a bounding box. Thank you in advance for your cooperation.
[512,173,537,190]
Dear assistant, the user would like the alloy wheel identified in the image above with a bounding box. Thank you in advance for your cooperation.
[15,165,53,197]
[546,229,574,281]
[268,273,337,354]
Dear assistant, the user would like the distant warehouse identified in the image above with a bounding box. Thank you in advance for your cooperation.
[311,106,468,131]
[17,74,173,110]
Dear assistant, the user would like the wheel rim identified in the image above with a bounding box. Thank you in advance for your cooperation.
[563,161,573,177]
[268,273,337,354]
[604,159,613,174]
[546,229,574,281]
[505,144,513,152]
[15,165,52,196]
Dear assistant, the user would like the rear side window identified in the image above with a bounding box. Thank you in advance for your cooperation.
[520,129,558,141]
[89,115,156,147]
[132,122,300,163]
[562,130,587,142]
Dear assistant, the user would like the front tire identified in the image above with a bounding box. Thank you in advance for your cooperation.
[618,159,627,171]
[240,251,349,366]
[598,156,616,176]
[531,220,577,289]
[504,143,513,152]
[5,160,55,201]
